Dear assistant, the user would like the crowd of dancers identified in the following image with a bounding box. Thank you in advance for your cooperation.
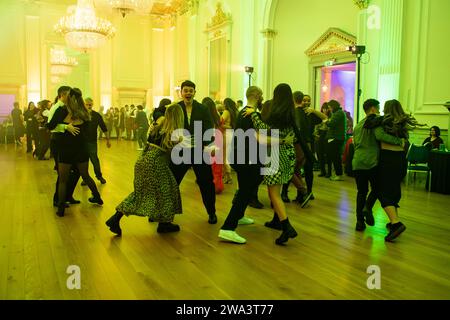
[7,80,426,245]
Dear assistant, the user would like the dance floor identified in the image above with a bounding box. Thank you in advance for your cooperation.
[0,140,449,300]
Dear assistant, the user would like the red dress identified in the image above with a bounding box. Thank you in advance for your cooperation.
[211,127,224,194]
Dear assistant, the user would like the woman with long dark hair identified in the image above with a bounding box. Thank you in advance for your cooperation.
[47,88,103,217]
[422,126,444,149]
[366,99,424,241]
[244,83,298,245]
[106,103,185,235]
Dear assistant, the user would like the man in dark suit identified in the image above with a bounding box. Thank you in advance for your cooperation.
[170,80,217,224]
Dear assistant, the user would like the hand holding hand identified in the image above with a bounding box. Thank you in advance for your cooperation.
[243,107,255,117]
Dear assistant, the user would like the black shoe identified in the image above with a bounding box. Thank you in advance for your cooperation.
[309,193,315,200]
[98,177,106,184]
[148,217,155,223]
[248,199,264,209]
[385,222,406,242]
[54,202,69,208]
[208,213,218,224]
[265,220,282,230]
[275,222,298,245]
[157,222,180,233]
[89,195,104,205]
[264,213,282,230]
[355,220,366,231]
[81,181,87,186]
[363,209,375,226]
[66,198,81,205]
[56,206,65,217]
[386,222,392,229]
[106,213,122,236]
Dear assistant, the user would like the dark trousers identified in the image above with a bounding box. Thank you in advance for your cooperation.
[137,127,148,148]
[327,139,344,176]
[316,137,328,175]
[50,138,80,203]
[354,167,378,220]
[378,150,407,208]
[303,150,314,193]
[170,161,216,216]
[222,165,263,230]
[86,142,102,179]
[37,128,50,159]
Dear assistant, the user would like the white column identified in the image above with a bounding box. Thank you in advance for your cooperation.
[25,15,41,103]
[377,0,404,105]
[261,28,277,97]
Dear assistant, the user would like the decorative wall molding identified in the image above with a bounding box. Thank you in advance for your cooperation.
[305,28,356,57]
[261,28,277,39]
[206,2,232,32]
[353,0,369,10]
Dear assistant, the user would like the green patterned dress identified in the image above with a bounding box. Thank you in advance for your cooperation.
[116,132,182,222]
[250,112,296,185]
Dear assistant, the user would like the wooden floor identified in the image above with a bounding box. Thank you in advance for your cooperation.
[1,140,449,300]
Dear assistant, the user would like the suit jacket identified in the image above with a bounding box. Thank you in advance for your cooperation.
[178,100,214,147]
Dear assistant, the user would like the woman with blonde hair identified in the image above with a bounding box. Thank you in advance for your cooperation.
[47,88,103,217]
[106,103,185,235]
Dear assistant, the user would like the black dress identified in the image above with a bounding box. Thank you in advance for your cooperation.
[47,106,89,164]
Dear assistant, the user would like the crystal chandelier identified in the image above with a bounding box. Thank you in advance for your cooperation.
[106,0,153,17]
[50,47,78,76]
[54,0,115,52]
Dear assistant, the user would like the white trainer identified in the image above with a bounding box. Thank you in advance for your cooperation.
[238,216,254,225]
[218,230,247,244]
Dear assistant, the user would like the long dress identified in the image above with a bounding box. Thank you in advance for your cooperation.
[116,131,182,222]
[250,113,296,185]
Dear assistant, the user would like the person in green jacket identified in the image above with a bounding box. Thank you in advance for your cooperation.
[352,99,404,231]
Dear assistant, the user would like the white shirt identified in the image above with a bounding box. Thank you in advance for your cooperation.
[47,100,67,133]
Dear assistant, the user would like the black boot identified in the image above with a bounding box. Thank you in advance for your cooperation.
[157,222,180,233]
[106,212,123,236]
[275,218,298,245]
[281,184,290,203]
[89,192,104,205]
[56,204,65,217]
[264,213,282,230]
[294,190,304,204]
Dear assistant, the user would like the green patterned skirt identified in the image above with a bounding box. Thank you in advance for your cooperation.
[116,146,182,222]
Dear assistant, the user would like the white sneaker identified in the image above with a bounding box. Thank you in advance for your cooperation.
[330,175,344,181]
[137,148,144,151]
[218,230,246,244]
[238,216,254,225]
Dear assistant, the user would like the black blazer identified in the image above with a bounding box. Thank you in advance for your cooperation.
[178,100,214,147]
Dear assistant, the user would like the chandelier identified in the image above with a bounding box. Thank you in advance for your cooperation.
[54,0,115,52]
[50,47,78,76]
[105,0,154,17]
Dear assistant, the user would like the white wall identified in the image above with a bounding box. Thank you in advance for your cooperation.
[271,0,359,96]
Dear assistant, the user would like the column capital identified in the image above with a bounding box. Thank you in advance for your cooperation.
[353,0,369,10]
[261,28,277,39]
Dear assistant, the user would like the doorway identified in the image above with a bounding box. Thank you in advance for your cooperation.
[314,62,356,122]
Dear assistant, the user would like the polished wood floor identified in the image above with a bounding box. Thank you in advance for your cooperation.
[1,140,449,300]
